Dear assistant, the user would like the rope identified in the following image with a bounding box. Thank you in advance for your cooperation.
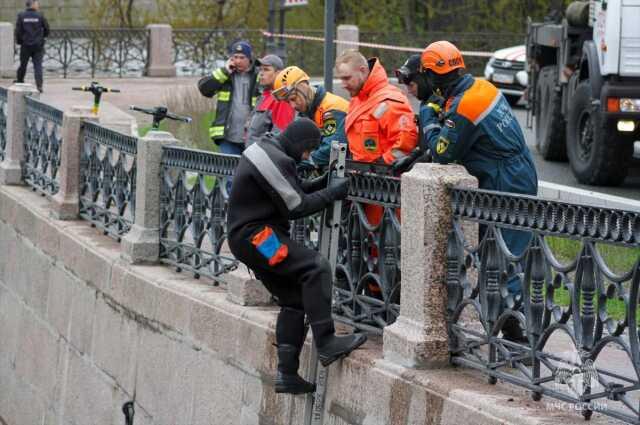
[261,31,495,58]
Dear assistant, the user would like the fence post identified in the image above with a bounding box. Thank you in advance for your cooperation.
[0,83,39,185]
[146,24,176,77]
[336,24,359,57]
[121,130,176,264]
[383,163,478,368]
[50,106,96,220]
[0,23,15,78]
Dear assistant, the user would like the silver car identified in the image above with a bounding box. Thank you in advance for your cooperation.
[484,45,527,106]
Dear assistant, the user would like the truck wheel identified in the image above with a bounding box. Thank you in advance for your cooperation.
[535,66,567,161]
[566,81,632,186]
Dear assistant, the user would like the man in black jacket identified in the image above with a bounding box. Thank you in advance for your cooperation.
[197,40,260,156]
[15,0,49,93]
[227,118,367,395]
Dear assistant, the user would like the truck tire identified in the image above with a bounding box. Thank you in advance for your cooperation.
[566,81,632,186]
[535,66,567,161]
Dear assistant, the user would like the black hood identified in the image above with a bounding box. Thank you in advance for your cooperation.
[277,118,322,162]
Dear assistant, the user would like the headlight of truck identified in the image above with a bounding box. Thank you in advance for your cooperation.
[620,98,640,112]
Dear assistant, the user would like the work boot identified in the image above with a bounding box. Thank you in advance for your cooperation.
[275,344,316,394]
[274,307,315,394]
[311,320,367,367]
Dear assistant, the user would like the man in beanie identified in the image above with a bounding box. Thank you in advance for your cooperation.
[227,118,367,395]
[246,54,295,146]
[198,40,259,158]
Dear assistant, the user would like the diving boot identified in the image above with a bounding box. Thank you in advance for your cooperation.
[317,333,367,367]
[275,344,316,394]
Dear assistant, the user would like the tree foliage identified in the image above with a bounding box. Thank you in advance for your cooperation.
[86,0,577,32]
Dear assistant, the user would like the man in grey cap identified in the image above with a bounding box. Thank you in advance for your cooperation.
[245,54,295,146]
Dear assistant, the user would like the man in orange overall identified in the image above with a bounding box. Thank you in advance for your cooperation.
[335,49,418,226]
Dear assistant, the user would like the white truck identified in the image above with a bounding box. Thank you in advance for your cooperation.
[527,0,640,185]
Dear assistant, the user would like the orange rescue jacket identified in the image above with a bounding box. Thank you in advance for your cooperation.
[345,58,418,164]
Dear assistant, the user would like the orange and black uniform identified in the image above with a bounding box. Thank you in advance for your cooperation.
[301,85,349,169]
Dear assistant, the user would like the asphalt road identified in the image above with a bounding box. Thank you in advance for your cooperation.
[511,105,640,201]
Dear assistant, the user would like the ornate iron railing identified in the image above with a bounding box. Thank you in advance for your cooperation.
[0,87,7,162]
[15,28,148,78]
[332,161,402,334]
[79,121,137,239]
[159,146,239,281]
[447,187,640,424]
[172,29,264,76]
[23,96,63,196]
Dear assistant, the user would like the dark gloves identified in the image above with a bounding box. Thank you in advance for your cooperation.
[300,171,329,193]
[391,149,422,175]
[326,176,350,201]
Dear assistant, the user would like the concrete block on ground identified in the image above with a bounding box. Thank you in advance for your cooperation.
[0,83,39,184]
[383,163,477,368]
[225,266,273,306]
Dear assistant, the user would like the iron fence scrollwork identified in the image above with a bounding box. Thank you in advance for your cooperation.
[331,160,402,334]
[79,121,137,239]
[23,96,64,196]
[160,146,239,281]
[447,187,640,424]
[0,87,7,162]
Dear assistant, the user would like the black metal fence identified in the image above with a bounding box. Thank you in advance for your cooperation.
[0,87,7,162]
[447,187,640,424]
[21,28,149,78]
[79,121,138,239]
[23,96,63,196]
[159,146,239,281]
[12,27,523,78]
[334,161,402,334]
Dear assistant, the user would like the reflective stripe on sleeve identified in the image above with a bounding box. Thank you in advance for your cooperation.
[213,68,229,83]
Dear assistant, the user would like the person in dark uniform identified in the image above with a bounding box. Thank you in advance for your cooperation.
[15,0,49,93]
[392,41,538,342]
[227,118,367,394]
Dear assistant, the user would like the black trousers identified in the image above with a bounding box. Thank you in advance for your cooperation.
[228,224,334,327]
[17,45,44,90]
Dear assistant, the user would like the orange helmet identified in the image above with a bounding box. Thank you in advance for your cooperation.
[421,41,465,75]
[273,66,310,100]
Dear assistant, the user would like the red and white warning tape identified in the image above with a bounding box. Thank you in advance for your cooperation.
[261,31,494,58]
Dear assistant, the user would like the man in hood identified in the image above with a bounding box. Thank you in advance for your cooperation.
[227,118,367,395]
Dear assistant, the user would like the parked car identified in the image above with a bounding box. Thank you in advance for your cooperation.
[484,45,527,106]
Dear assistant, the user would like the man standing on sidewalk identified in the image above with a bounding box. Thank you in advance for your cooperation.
[15,0,49,93]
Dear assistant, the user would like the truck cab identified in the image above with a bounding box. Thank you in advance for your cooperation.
[527,0,640,185]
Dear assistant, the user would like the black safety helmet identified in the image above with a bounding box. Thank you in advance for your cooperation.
[396,54,434,101]
[278,118,322,162]
[395,54,421,85]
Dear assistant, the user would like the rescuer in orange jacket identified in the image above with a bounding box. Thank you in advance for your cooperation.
[335,50,418,165]
[335,50,417,228]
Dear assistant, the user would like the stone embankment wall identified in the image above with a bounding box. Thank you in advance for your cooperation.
[0,181,607,425]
